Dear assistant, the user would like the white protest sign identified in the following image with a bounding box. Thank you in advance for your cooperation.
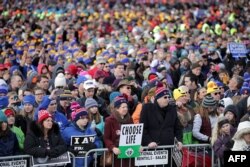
[70,135,95,157]
[135,150,168,166]
[118,124,143,158]
[0,160,27,167]
[32,152,71,167]
[228,42,247,57]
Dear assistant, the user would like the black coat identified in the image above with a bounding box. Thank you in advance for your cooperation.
[24,121,67,158]
[140,103,183,146]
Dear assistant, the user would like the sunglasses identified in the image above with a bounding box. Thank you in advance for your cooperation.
[214,92,221,96]
[163,95,170,99]
[50,103,57,106]
[56,86,64,89]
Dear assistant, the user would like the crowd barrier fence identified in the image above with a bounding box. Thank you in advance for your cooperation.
[0,152,75,167]
[84,144,214,167]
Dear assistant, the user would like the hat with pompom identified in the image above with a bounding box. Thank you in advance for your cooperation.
[54,73,66,88]
[71,108,88,122]
[38,110,52,123]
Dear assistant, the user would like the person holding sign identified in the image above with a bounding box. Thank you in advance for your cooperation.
[24,110,67,163]
[140,84,183,167]
[62,107,102,167]
[104,95,135,167]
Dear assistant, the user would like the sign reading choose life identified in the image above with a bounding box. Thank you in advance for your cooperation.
[118,124,143,159]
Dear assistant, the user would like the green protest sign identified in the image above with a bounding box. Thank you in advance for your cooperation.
[118,124,143,159]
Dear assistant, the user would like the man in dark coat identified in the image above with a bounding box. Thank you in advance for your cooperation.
[140,84,183,167]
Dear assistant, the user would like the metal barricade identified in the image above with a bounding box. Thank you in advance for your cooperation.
[0,152,75,167]
[84,144,214,167]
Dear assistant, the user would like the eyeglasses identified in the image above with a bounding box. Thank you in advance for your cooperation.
[35,92,44,96]
[100,63,105,65]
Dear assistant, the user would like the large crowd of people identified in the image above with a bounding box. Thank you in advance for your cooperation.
[0,0,250,167]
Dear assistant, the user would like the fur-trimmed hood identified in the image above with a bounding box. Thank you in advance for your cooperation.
[233,121,250,140]
[28,121,61,137]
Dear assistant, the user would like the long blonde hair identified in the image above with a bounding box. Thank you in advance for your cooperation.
[88,108,102,124]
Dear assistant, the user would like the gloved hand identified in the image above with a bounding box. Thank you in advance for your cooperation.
[224,140,234,150]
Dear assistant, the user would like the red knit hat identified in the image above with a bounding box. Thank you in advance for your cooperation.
[4,108,15,117]
[148,73,158,82]
[38,110,52,123]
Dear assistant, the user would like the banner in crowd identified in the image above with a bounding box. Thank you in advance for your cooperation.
[71,135,95,157]
[32,152,70,167]
[228,42,247,57]
[0,157,30,167]
[118,124,143,159]
[135,150,168,166]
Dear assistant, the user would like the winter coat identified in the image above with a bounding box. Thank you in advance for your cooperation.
[104,113,134,167]
[236,96,250,122]
[0,130,19,156]
[213,127,236,165]
[62,122,102,167]
[15,114,33,135]
[140,103,183,146]
[35,96,69,131]
[24,121,67,158]
[11,125,25,150]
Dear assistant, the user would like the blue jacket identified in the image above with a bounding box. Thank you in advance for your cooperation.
[34,96,69,131]
[0,130,19,156]
[62,122,102,167]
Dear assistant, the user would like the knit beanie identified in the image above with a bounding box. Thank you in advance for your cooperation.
[23,95,36,106]
[0,110,7,122]
[0,96,9,109]
[202,95,217,108]
[54,73,66,88]
[148,73,158,82]
[70,101,81,112]
[224,104,238,118]
[0,85,8,95]
[109,91,121,103]
[206,81,219,94]
[240,82,250,95]
[243,72,250,82]
[218,116,230,129]
[155,84,169,100]
[72,108,88,122]
[85,98,98,110]
[114,96,127,108]
[4,108,15,117]
[38,110,52,123]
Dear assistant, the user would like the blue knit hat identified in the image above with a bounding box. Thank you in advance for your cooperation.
[240,82,250,95]
[0,110,7,122]
[109,91,121,103]
[23,95,36,106]
[0,96,8,110]
[0,85,8,95]
[76,76,87,86]
[85,98,98,110]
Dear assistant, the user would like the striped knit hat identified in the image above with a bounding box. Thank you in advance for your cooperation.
[155,85,169,100]
[202,95,217,108]
[114,95,127,108]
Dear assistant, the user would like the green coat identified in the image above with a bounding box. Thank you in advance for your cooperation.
[11,126,25,150]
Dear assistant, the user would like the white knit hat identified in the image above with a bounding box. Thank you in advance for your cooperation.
[233,121,250,140]
[219,97,233,108]
[54,73,66,88]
